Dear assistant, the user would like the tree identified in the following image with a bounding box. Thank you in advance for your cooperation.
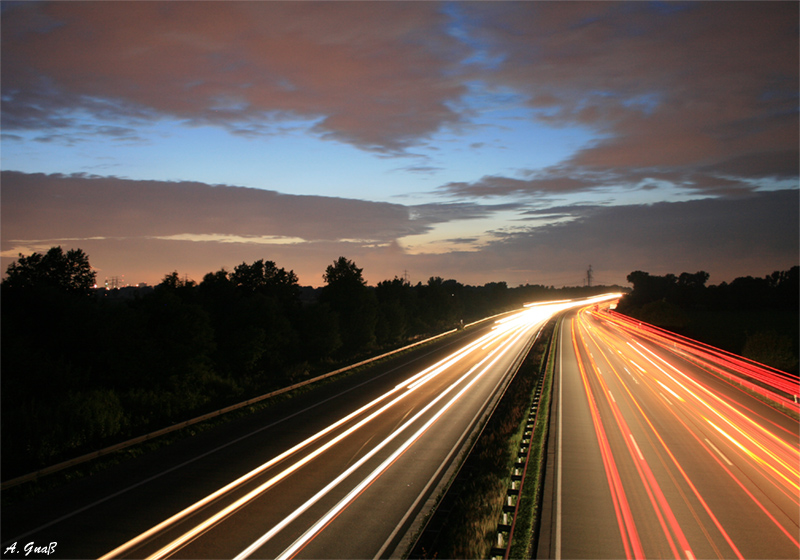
[676,271,709,307]
[419,277,463,330]
[375,277,414,344]
[320,257,377,354]
[197,264,299,383]
[158,271,196,290]
[3,246,96,294]
[231,259,299,298]
[228,260,301,321]
[677,271,709,289]
[199,268,234,298]
[323,256,366,286]
[621,270,677,310]
[638,300,689,329]
[298,303,342,361]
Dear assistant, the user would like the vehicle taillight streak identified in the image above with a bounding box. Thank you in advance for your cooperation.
[557,306,799,559]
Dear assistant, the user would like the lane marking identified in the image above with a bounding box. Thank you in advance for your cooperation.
[629,359,645,372]
[629,434,645,462]
[705,438,733,466]
[555,319,564,560]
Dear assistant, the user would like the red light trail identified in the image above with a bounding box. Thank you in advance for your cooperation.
[558,304,799,559]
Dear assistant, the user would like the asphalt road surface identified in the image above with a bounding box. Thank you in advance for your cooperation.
[4,300,611,560]
[540,305,799,560]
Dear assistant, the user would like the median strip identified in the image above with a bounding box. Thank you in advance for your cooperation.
[407,316,561,559]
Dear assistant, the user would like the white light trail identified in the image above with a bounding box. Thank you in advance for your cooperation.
[100,296,619,559]
[267,317,539,560]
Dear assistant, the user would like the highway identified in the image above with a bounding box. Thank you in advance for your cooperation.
[541,305,800,559]
[2,298,613,560]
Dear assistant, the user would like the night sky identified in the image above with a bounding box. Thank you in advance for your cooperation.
[2,1,798,288]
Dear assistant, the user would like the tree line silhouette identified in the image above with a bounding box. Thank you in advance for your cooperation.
[2,247,617,478]
[616,266,799,374]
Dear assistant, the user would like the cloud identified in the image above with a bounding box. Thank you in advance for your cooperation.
[0,171,428,244]
[2,3,797,288]
[462,2,798,175]
[1,2,469,153]
[409,201,520,223]
[1,171,519,244]
[492,189,799,279]
[406,189,800,287]
[0,171,516,285]
[399,165,444,175]
[3,172,794,288]
[439,173,605,198]
[438,166,761,200]
[3,1,796,170]
[704,151,800,180]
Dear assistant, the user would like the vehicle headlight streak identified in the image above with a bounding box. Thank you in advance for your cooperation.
[142,324,531,560]
[100,297,612,559]
[260,317,539,560]
[592,311,798,469]
[571,307,800,558]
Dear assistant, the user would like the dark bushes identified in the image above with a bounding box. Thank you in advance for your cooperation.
[617,266,799,372]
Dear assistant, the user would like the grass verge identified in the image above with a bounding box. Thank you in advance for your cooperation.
[508,316,560,559]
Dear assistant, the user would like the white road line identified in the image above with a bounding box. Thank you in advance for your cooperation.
[555,319,564,560]
[705,438,733,466]
[629,434,645,461]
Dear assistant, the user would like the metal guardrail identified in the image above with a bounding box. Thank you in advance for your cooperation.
[491,317,559,559]
[2,324,481,490]
[490,367,545,558]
